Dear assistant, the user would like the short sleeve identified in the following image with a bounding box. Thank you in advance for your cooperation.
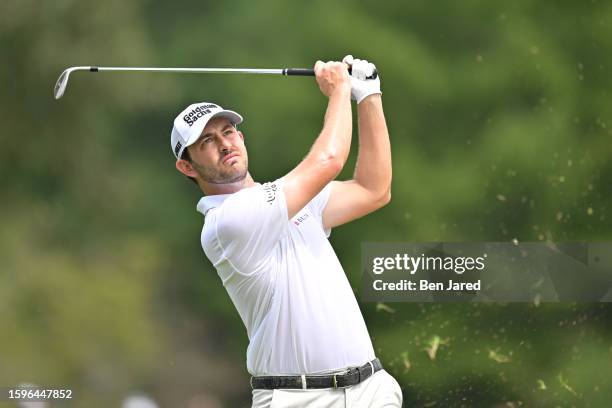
[307,182,333,237]
[213,179,288,274]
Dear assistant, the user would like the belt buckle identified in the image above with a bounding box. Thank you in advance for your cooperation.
[332,374,338,389]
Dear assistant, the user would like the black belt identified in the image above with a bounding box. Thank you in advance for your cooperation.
[250,358,382,390]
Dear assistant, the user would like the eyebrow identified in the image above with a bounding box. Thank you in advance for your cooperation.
[200,124,235,139]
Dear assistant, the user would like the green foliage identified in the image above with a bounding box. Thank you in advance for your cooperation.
[1,0,611,406]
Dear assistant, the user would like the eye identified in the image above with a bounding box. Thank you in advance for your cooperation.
[202,137,213,144]
[224,129,234,136]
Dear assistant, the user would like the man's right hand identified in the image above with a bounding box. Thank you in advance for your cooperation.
[314,60,352,98]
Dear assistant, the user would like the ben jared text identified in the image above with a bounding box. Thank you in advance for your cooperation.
[373,279,481,291]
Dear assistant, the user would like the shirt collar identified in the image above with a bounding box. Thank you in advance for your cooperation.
[195,182,263,216]
[196,194,231,216]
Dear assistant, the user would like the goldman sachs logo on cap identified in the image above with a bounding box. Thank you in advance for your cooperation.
[183,104,219,127]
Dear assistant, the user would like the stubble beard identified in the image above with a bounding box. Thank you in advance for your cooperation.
[192,157,248,185]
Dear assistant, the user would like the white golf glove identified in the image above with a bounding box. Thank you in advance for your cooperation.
[342,55,381,103]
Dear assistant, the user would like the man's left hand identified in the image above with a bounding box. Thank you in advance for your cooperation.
[342,55,382,103]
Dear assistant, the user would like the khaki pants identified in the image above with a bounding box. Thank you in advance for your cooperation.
[251,369,403,408]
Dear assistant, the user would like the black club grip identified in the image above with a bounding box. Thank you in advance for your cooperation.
[283,68,314,76]
[283,67,378,80]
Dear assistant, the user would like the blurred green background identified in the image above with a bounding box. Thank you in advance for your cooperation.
[1,0,611,406]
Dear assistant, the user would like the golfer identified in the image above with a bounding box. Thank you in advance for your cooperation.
[170,55,401,407]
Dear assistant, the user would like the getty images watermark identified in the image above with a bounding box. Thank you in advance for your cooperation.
[372,252,487,291]
[361,242,612,302]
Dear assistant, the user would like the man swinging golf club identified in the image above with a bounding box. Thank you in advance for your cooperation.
[171,55,402,407]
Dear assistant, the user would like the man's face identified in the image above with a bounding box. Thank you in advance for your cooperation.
[185,117,249,184]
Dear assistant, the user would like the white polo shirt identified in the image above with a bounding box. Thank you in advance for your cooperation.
[196,178,375,376]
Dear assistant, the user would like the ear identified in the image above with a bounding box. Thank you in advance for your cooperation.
[175,159,199,178]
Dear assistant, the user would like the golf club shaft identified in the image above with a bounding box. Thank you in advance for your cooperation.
[84,66,374,77]
[84,67,310,76]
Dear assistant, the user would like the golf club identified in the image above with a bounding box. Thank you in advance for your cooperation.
[53,66,378,99]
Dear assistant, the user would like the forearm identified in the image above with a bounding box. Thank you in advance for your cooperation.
[353,94,392,199]
[308,87,353,165]
[284,85,352,218]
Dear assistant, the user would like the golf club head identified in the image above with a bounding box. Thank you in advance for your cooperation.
[54,68,71,99]
[54,67,93,99]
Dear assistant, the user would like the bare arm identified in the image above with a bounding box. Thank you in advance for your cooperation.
[283,60,353,219]
[322,93,392,229]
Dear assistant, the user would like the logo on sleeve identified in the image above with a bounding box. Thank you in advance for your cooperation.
[263,182,278,205]
[293,213,310,226]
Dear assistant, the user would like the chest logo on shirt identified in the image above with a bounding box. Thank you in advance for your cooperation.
[293,213,310,226]
[263,182,278,205]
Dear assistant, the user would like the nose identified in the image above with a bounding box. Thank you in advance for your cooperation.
[219,137,233,153]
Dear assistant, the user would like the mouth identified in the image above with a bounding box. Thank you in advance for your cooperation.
[222,153,240,165]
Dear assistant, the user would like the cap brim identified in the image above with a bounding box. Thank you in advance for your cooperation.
[184,110,244,148]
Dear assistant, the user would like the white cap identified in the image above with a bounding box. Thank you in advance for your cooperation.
[170,102,243,159]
